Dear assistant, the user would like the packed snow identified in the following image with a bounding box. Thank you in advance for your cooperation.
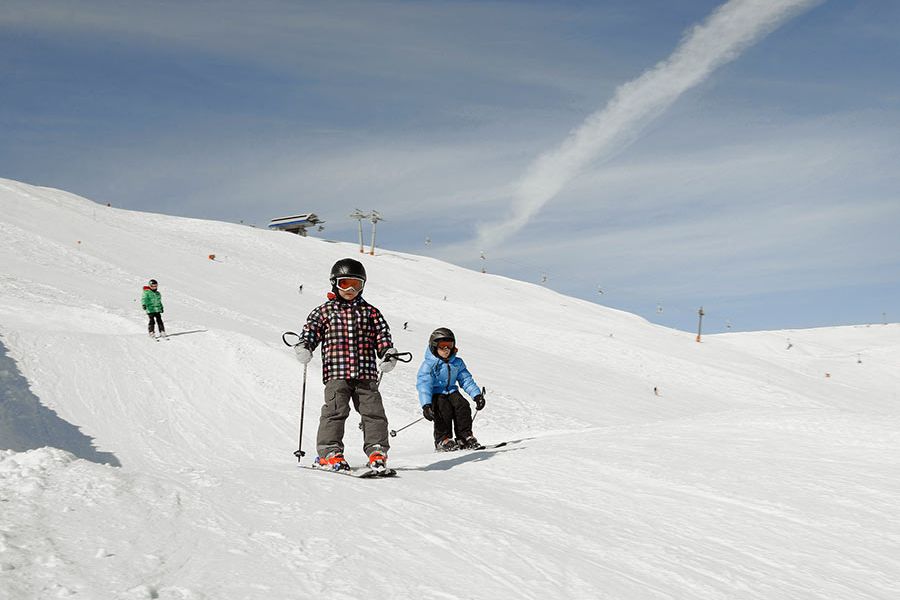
[1,177,898,599]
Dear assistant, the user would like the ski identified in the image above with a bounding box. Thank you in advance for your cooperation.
[435,441,506,453]
[299,464,397,478]
[358,467,397,478]
[475,441,508,450]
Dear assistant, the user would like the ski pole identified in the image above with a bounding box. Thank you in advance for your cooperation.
[390,416,424,437]
[471,386,486,427]
[294,363,308,460]
[283,331,308,460]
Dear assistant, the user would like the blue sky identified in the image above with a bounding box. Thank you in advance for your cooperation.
[2,0,898,333]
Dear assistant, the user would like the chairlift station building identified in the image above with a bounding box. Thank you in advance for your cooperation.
[267,213,324,236]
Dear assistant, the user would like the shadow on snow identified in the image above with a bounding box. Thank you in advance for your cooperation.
[163,329,208,338]
[398,438,532,472]
[0,339,121,466]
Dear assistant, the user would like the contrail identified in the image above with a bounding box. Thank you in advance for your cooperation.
[476,0,822,248]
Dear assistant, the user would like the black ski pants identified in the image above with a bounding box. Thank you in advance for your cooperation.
[431,391,473,445]
[147,313,165,334]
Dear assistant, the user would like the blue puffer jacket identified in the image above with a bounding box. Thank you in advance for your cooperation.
[416,347,481,407]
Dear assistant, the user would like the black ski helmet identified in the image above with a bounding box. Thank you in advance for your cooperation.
[428,327,456,357]
[148,279,158,285]
[329,258,366,288]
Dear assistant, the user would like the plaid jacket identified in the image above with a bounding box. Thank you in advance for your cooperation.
[301,296,393,383]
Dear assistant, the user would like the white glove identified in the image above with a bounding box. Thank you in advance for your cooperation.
[378,347,399,373]
[294,345,312,365]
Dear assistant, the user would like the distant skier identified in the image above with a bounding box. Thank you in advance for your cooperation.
[416,327,485,451]
[141,279,166,339]
[294,258,398,472]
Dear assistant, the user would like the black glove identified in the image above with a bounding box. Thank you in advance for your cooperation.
[422,404,434,421]
[474,394,485,411]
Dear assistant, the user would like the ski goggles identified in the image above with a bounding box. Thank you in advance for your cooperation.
[436,341,454,351]
[335,277,364,291]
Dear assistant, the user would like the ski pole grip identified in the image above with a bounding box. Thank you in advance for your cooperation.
[282,331,302,347]
[385,351,413,363]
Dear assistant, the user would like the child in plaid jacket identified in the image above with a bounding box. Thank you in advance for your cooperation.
[295,258,398,471]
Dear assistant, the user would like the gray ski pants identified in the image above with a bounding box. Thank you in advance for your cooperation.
[316,379,390,458]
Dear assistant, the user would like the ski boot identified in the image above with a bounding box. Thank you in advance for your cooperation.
[457,435,484,450]
[367,446,388,473]
[316,451,350,472]
[435,437,459,452]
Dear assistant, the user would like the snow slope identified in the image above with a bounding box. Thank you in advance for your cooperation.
[1,177,898,599]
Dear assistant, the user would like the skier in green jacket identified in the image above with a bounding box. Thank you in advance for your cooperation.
[141,279,166,338]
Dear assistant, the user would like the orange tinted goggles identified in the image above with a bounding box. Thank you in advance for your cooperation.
[336,277,364,290]
[436,341,454,350]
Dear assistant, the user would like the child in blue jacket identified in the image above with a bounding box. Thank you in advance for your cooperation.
[416,327,485,451]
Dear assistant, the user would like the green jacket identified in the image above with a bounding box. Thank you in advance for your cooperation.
[142,287,164,314]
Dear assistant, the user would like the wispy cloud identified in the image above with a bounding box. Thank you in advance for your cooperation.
[476,0,823,249]
[0,0,627,101]
[439,113,900,303]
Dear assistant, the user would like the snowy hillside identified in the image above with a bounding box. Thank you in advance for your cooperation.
[1,177,899,600]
